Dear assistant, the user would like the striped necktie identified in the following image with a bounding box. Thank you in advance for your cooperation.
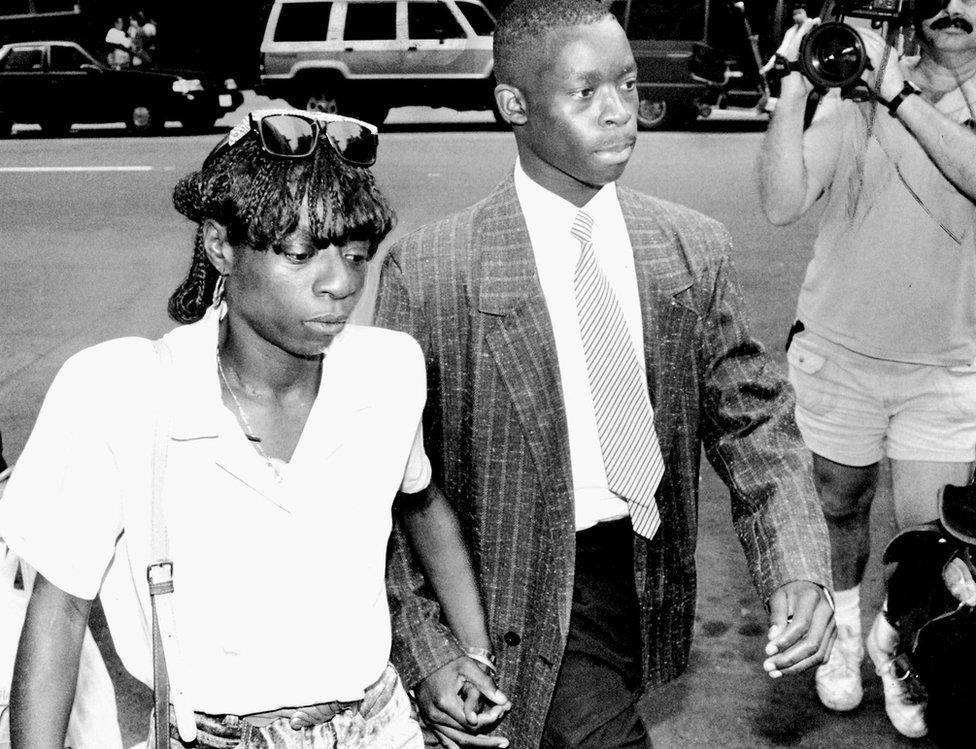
[571,209,663,540]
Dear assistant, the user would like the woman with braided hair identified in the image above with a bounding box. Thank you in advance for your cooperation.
[0,109,507,748]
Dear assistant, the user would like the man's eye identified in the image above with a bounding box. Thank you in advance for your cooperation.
[285,251,315,263]
[573,87,595,99]
[345,253,368,266]
[622,79,637,91]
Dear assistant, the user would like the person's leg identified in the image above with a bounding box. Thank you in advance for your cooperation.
[541,520,649,749]
[889,460,973,530]
[787,331,888,712]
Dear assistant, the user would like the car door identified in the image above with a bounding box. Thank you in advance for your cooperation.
[402,0,488,78]
[0,45,47,122]
[335,0,402,78]
[46,44,109,124]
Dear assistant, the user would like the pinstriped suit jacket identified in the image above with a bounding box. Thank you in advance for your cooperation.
[376,176,830,748]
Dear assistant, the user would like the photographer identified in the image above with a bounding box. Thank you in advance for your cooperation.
[759,0,976,739]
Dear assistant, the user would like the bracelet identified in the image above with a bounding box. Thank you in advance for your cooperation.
[463,645,497,674]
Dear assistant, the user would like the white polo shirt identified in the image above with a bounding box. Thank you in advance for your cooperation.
[0,308,431,714]
[513,162,651,531]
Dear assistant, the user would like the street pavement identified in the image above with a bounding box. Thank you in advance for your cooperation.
[0,97,934,748]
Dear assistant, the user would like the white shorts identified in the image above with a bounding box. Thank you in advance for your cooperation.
[787,330,976,466]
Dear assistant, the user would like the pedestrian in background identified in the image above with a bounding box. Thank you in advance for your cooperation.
[104,16,131,69]
[128,15,150,68]
[376,1,834,746]
[758,0,976,739]
[0,109,503,748]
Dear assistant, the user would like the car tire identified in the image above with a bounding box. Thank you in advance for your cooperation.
[128,104,160,135]
[636,96,669,130]
[305,87,342,115]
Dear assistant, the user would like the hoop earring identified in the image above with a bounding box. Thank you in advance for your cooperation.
[211,273,227,309]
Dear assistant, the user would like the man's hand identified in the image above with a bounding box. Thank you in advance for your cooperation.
[762,580,835,678]
[856,26,907,102]
[414,655,511,748]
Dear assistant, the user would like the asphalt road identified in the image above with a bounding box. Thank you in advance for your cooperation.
[0,102,932,748]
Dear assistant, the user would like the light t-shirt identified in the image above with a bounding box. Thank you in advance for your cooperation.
[797,64,976,366]
[0,308,431,714]
[514,161,651,531]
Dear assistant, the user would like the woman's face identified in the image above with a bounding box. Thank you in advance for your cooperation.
[225,213,370,357]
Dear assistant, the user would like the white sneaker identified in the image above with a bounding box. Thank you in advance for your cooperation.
[815,622,864,711]
[866,613,928,739]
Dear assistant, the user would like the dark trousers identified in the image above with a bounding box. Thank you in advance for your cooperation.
[540,519,650,748]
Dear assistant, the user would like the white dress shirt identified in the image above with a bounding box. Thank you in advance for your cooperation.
[513,161,652,531]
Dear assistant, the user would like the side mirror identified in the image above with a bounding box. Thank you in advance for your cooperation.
[80,63,102,73]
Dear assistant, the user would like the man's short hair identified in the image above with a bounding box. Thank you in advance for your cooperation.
[791,1,808,11]
[493,0,613,86]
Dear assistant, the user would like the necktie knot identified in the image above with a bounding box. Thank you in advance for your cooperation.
[570,210,594,247]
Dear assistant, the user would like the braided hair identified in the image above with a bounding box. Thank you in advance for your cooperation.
[168,131,396,323]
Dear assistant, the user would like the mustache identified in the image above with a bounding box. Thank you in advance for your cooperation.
[930,15,975,33]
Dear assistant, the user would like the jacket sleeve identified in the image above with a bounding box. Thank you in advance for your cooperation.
[695,228,832,602]
[375,247,465,689]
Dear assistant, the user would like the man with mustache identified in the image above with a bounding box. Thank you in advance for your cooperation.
[376,1,835,746]
[759,0,976,739]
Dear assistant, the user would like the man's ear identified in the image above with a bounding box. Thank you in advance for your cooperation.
[202,219,234,275]
[495,83,528,126]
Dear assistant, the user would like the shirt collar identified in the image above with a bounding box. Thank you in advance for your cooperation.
[513,158,619,235]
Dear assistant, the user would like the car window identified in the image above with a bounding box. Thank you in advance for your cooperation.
[408,1,465,39]
[0,47,44,72]
[49,45,92,72]
[274,1,333,42]
[344,1,396,40]
[625,0,706,41]
[455,1,494,36]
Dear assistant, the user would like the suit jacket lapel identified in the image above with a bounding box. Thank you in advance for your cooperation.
[619,188,695,470]
[476,178,577,626]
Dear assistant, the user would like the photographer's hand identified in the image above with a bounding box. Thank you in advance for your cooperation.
[855,27,906,102]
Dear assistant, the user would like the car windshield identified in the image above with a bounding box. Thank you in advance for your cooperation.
[456,0,494,36]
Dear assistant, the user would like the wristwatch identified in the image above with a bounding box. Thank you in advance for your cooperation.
[887,80,921,117]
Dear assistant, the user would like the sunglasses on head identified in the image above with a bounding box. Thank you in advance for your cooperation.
[203,109,379,171]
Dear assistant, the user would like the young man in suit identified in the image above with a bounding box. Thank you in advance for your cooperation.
[375,1,835,746]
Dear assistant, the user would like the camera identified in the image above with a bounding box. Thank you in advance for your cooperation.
[787,1,948,90]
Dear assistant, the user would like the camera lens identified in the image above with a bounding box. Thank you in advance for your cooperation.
[799,22,868,89]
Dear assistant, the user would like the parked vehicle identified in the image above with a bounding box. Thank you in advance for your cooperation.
[607,0,755,129]
[256,0,496,126]
[0,40,244,136]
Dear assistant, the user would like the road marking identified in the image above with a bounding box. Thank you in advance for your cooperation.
[0,166,157,173]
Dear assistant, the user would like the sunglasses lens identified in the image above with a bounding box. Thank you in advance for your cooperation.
[259,114,317,157]
[324,120,378,165]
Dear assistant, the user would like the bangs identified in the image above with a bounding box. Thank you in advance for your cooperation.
[215,137,395,256]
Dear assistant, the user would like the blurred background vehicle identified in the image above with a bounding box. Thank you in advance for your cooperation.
[0,40,242,135]
[256,0,496,126]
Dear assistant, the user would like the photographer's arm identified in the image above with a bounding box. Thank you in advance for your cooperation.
[892,93,976,201]
[758,73,839,224]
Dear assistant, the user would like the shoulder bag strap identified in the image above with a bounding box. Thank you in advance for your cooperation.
[148,338,196,745]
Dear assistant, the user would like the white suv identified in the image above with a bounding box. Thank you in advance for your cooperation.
[257,0,496,125]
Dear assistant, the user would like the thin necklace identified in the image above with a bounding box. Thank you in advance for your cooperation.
[216,352,284,483]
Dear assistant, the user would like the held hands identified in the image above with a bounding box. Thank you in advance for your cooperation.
[415,655,512,748]
[762,580,835,679]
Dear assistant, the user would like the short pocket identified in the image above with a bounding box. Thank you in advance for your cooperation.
[787,336,831,416]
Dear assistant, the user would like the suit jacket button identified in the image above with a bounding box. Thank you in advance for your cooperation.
[504,631,521,647]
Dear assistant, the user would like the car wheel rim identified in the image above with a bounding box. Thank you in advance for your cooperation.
[637,98,667,128]
[306,93,338,114]
[132,106,151,128]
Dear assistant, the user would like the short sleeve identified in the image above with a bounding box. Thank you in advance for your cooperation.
[0,350,126,600]
[399,420,431,494]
